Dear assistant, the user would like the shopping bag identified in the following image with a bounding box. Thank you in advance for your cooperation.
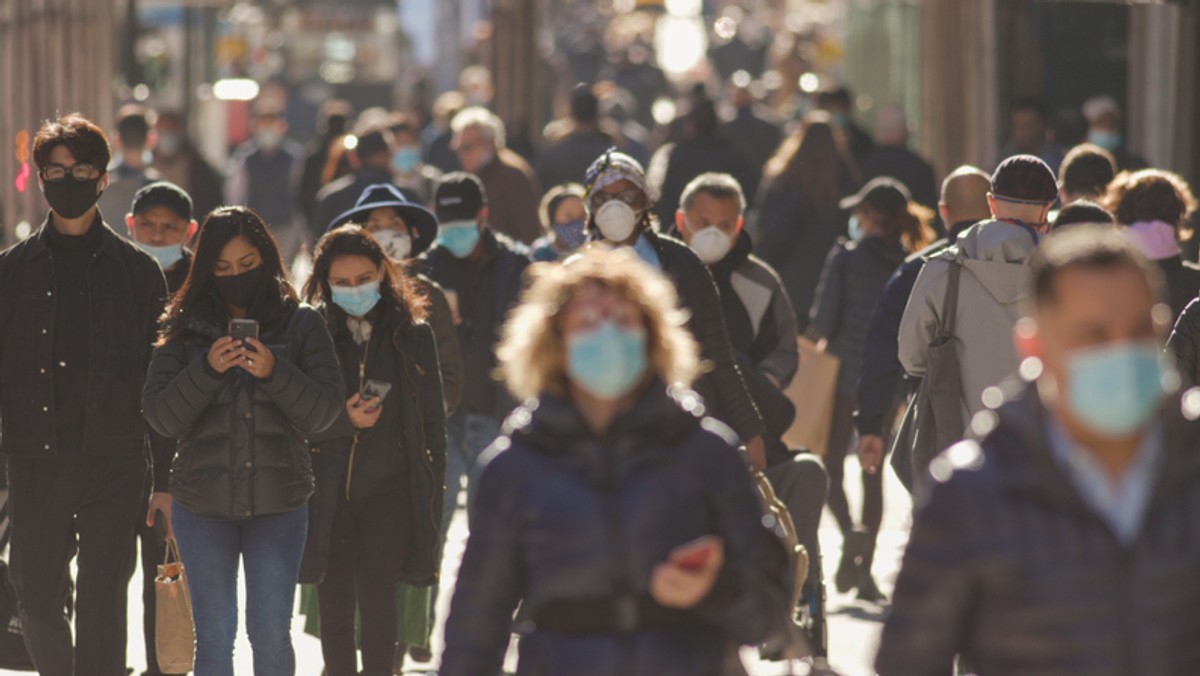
[155,539,194,673]
[782,337,840,454]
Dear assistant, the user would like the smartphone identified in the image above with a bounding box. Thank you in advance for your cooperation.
[228,319,260,342]
[670,536,719,571]
[361,379,393,406]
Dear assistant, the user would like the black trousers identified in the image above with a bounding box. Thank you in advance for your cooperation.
[825,394,884,568]
[6,453,145,676]
[317,488,410,676]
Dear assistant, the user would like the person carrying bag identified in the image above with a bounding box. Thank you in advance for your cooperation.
[155,539,193,674]
[891,260,965,501]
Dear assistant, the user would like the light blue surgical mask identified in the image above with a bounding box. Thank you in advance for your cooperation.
[566,321,648,400]
[438,220,482,258]
[848,214,863,241]
[1065,341,1167,437]
[331,280,382,318]
[136,242,185,271]
[392,146,421,173]
[1088,129,1122,152]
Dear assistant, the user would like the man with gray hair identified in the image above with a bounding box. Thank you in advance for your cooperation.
[451,106,542,244]
[860,104,937,210]
[674,172,828,634]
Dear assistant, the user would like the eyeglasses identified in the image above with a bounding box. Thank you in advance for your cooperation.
[590,187,643,208]
[40,163,101,183]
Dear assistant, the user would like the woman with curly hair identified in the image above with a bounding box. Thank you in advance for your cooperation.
[440,247,784,675]
[1107,168,1200,318]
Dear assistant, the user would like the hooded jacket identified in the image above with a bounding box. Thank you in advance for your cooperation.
[440,384,783,676]
[898,220,1037,421]
[877,384,1200,675]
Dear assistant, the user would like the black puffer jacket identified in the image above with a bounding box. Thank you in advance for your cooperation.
[877,384,1200,676]
[441,384,784,676]
[299,301,447,586]
[645,229,764,442]
[142,303,344,520]
[809,235,906,394]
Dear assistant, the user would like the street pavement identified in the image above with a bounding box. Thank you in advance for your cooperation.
[0,455,911,676]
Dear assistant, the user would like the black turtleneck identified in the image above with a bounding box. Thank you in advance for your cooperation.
[44,217,104,453]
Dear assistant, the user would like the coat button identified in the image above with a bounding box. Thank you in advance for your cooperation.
[41,329,47,335]
[46,291,51,297]
[244,510,252,517]
[39,368,46,375]
[43,444,50,450]
[243,412,252,419]
[244,461,252,468]
[42,406,48,412]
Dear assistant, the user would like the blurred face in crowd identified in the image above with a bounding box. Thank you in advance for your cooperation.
[452,125,495,174]
[1016,263,1166,442]
[154,115,185,157]
[1011,108,1046,153]
[126,206,194,248]
[254,115,288,152]
[552,196,586,227]
[589,178,649,245]
[364,207,414,260]
[559,281,649,401]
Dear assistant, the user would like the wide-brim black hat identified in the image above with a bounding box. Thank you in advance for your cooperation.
[328,183,439,256]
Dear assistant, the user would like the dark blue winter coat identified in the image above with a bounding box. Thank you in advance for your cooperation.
[440,383,784,675]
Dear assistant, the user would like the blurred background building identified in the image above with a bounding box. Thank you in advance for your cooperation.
[1,0,1197,243]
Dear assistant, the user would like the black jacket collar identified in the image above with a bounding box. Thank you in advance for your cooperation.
[29,211,126,262]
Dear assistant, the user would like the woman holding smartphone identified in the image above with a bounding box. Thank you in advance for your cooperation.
[300,225,446,676]
[143,206,344,675]
[441,247,783,675]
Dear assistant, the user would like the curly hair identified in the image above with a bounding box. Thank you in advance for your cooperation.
[496,246,702,401]
[1106,169,1198,230]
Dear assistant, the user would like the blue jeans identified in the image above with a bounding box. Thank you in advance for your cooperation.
[438,412,502,549]
[172,504,308,676]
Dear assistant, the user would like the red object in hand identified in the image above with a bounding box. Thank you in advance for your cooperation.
[670,536,718,572]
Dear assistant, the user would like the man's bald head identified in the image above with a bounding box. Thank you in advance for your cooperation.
[940,166,992,227]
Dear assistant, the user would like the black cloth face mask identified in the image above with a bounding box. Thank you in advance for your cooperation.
[44,178,103,219]
[213,266,266,310]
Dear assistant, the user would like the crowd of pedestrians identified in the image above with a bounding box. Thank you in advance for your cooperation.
[3,53,1200,676]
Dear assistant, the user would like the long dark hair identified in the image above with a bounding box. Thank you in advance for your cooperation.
[159,206,298,345]
[763,113,852,218]
[303,225,428,326]
[874,201,937,253]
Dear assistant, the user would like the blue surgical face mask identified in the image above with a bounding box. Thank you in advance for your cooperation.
[1088,129,1121,152]
[136,242,185,271]
[552,218,588,251]
[392,146,421,174]
[848,214,863,241]
[331,280,382,318]
[1065,341,1167,437]
[566,320,648,400]
[438,220,482,258]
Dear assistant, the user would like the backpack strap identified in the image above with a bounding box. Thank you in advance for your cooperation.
[937,260,962,341]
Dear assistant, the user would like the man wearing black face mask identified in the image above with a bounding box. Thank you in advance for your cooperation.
[0,114,168,675]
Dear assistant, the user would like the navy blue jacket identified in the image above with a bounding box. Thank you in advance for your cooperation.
[441,384,783,675]
[854,221,976,436]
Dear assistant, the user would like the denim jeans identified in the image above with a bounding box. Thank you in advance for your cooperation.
[172,504,308,676]
[438,412,501,548]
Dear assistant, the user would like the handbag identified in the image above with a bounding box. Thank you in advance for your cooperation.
[891,261,966,501]
[782,337,840,454]
[155,539,195,673]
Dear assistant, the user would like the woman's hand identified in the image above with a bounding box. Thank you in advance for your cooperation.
[146,491,173,541]
[235,337,276,379]
[346,393,383,430]
[207,336,245,374]
[650,536,725,609]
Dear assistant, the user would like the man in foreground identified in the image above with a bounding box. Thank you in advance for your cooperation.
[878,225,1200,674]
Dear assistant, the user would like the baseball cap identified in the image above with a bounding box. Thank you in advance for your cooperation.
[991,155,1059,203]
[131,181,193,221]
[839,176,911,212]
[435,172,487,222]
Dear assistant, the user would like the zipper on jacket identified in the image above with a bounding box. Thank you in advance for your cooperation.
[345,340,370,500]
